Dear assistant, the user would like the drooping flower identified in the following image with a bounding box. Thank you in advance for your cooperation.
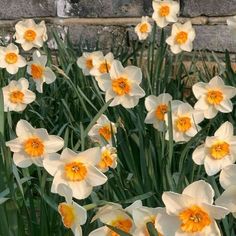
[159,180,229,236]
[0,43,26,74]
[135,16,152,41]
[14,19,47,51]
[2,78,36,112]
[99,60,145,108]
[192,121,236,176]
[77,51,104,76]
[89,201,141,236]
[165,101,204,142]
[57,184,87,236]
[192,76,236,119]
[144,93,172,131]
[152,0,179,28]
[6,119,64,167]
[43,147,107,200]
[88,114,117,145]
[27,51,56,93]
[97,145,117,173]
[215,164,236,218]
[166,21,196,54]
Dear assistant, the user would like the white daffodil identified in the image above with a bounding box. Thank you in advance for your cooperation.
[6,119,64,168]
[43,147,107,200]
[97,145,117,173]
[159,180,229,236]
[165,101,204,142]
[144,93,172,131]
[77,51,104,76]
[14,19,47,51]
[2,78,36,112]
[0,43,26,74]
[216,164,236,218]
[166,21,196,54]
[135,16,152,41]
[89,201,141,236]
[57,184,87,236]
[27,51,56,93]
[99,60,145,108]
[152,0,179,28]
[88,114,117,145]
[227,16,236,37]
[192,76,236,119]
[192,121,236,176]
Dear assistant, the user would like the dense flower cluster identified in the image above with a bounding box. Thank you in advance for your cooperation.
[2,1,236,236]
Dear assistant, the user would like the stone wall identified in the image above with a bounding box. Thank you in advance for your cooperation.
[0,0,236,52]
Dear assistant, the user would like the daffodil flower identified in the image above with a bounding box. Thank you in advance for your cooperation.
[2,78,36,112]
[135,16,152,41]
[6,119,64,167]
[0,43,26,74]
[193,76,236,119]
[14,19,47,51]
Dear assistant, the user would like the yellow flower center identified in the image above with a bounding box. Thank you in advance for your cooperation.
[9,90,24,104]
[110,217,133,236]
[31,64,44,79]
[99,62,111,74]
[206,90,223,105]
[139,23,149,33]
[64,161,87,181]
[179,205,211,233]
[98,149,113,169]
[175,31,188,45]
[86,58,93,70]
[112,77,131,96]
[5,52,18,64]
[176,116,192,132]
[24,137,44,157]
[98,125,112,142]
[155,104,168,121]
[210,142,230,160]
[58,203,75,228]
[24,29,37,42]
[159,5,170,17]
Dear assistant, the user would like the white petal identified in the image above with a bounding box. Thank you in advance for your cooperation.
[216,99,233,113]
[73,202,87,225]
[43,153,62,176]
[182,180,214,204]
[89,226,108,236]
[214,121,233,139]
[13,152,32,168]
[204,106,218,119]
[77,147,101,166]
[209,76,225,87]
[202,203,229,220]
[124,66,142,84]
[109,60,124,79]
[68,180,93,200]
[192,144,206,165]
[5,138,22,152]
[192,82,207,99]
[44,67,56,84]
[57,183,73,203]
[86,165,107,186]
[219,164,236,189]
[125,200,142,215]
[44,135,64,153]
[16,119,34,139]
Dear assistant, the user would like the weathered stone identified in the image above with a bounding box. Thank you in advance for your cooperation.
[181,0,236,17]
[0,0,56,20]
[57,0,150,17]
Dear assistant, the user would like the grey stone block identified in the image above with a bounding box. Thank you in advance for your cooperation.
[181,0,236,17]
[0,0,56,20]
[57,0,153,17]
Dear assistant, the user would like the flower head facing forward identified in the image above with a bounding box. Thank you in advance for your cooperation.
[192,121,236,176]
[57,184,87,236]
[165,101,204,142]
[6,120,64,168]
[166,21,196,54]
[135,16,152,41]
[14,19,47,51]
[2,78,36,112]
[27,51,56,93]
[215,164,236,218]
[145,93,172,131]
[100,60,145,108]
[43,147,107,200]
[77,51,104,76]
[152,0,180,28]
[192,76,236,119]
[0,43,26,74]
[157,180,229,236]
[88,114,117,145]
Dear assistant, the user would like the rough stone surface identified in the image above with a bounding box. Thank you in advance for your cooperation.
[57,0,151,17]
[181,0,236,17]
[0,0,56,20]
